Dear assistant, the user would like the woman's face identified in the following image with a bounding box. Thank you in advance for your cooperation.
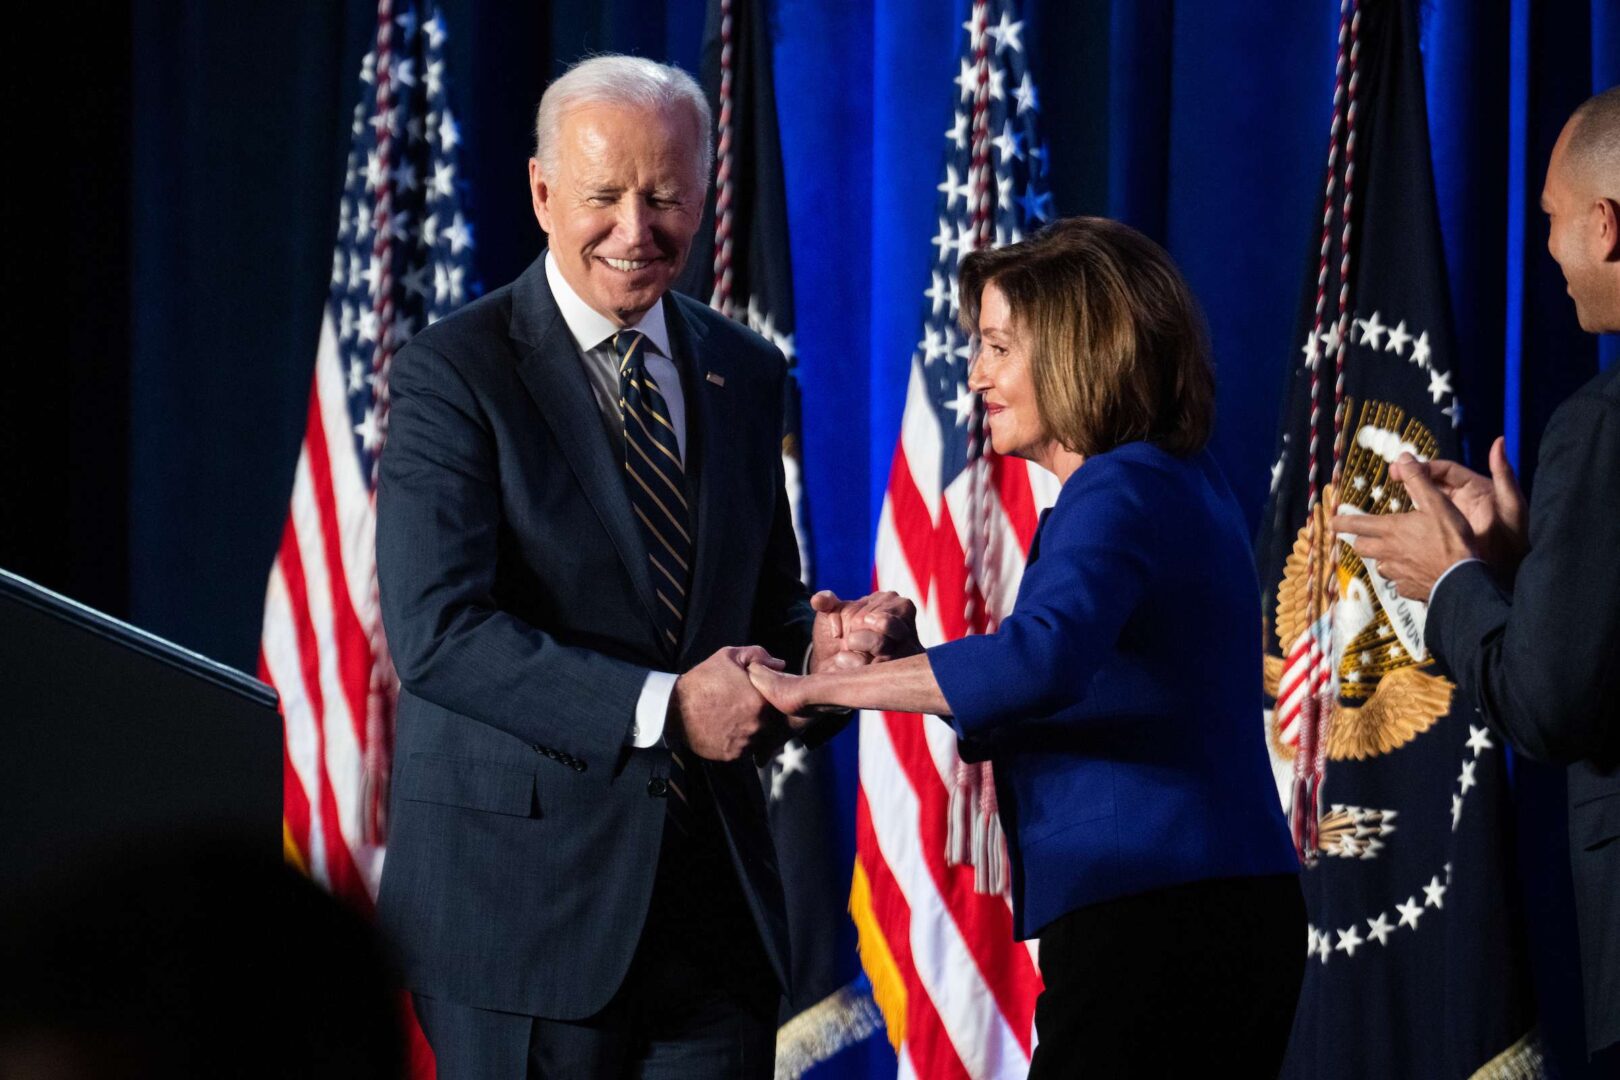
[968,282,1049,461]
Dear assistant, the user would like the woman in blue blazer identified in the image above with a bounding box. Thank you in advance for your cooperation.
[751,217,1304,1077]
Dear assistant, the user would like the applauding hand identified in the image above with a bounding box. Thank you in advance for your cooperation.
[1389,436,1527,574]
[1332,453,1477,602]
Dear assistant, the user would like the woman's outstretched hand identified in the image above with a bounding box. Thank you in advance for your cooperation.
[746,662,816,721]
[746,651,947,722]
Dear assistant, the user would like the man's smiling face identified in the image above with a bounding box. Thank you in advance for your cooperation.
[530,102,705,324]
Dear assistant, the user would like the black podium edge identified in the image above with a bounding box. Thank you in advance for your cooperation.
[0,568,279,710]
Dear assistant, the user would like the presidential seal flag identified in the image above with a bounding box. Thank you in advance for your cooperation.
[678,0,811,581]
[674,3,884,1074]
[1257,1,1540,1076]
[853,1,1057,1075]
[258,2,475,1073]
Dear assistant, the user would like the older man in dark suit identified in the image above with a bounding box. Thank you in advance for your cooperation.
[1336,86,1619,1061]
[374,55,913,1078]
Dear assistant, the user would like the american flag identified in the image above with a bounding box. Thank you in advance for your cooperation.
[259,0,474,938]
[851,2,1058,1076]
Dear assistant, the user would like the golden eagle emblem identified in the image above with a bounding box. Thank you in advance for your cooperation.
[1264,400,1455,764]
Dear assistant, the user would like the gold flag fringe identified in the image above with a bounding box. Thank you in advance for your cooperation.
[849,860,907,1051]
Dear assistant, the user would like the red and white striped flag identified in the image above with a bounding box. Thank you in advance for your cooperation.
[851,2,1059,1075]
[258,3,474,1072]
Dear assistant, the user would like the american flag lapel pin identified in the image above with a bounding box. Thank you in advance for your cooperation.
[706,371,725,387]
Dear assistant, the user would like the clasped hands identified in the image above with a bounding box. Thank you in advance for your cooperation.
[667,590,919,762]
[1329,435,1527,603]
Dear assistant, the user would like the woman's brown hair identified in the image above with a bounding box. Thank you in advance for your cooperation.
[958,216,1215,458]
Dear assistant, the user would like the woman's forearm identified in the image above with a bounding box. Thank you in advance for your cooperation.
[805,652,950,716]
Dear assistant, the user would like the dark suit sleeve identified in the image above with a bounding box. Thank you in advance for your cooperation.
[928,458,1154,738]
[377,340,650,770]
[1428,392,1620,766]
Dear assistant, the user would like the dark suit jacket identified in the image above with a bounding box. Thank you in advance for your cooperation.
[373,255,813,1021]
[1428,364,1620,1054]
[929,443,1300,940]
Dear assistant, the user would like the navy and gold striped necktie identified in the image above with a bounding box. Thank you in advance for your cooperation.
[615,329,700,831]
[615,329,692,657]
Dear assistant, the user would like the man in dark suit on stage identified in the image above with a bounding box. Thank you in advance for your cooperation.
[373,54,913,1078]
[1335,86,1619,1060]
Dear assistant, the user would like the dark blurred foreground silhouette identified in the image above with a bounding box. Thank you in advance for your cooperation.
[0,834,403,1079]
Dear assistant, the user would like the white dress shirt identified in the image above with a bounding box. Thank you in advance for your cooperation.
[544,252,684,748]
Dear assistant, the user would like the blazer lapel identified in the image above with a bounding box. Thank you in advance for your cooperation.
[508,257,663,639]
[666,295,734,667]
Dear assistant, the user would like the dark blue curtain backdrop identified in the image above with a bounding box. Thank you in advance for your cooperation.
[0,2,1606,1077]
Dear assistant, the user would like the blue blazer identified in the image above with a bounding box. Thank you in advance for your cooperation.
[931,442,1298,939]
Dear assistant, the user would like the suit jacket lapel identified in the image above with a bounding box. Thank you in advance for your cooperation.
[666,294,733,667]
[508,257,663,641]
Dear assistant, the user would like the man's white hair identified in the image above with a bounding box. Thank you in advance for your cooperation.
[533,55,712,183]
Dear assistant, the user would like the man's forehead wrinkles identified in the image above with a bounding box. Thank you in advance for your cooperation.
[572,178,685,196]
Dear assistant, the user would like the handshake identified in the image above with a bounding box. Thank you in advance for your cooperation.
[666,589,919,762]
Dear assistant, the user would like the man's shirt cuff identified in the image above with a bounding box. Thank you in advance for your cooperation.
[1432,557,1484,603]
[632,671,677,748]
